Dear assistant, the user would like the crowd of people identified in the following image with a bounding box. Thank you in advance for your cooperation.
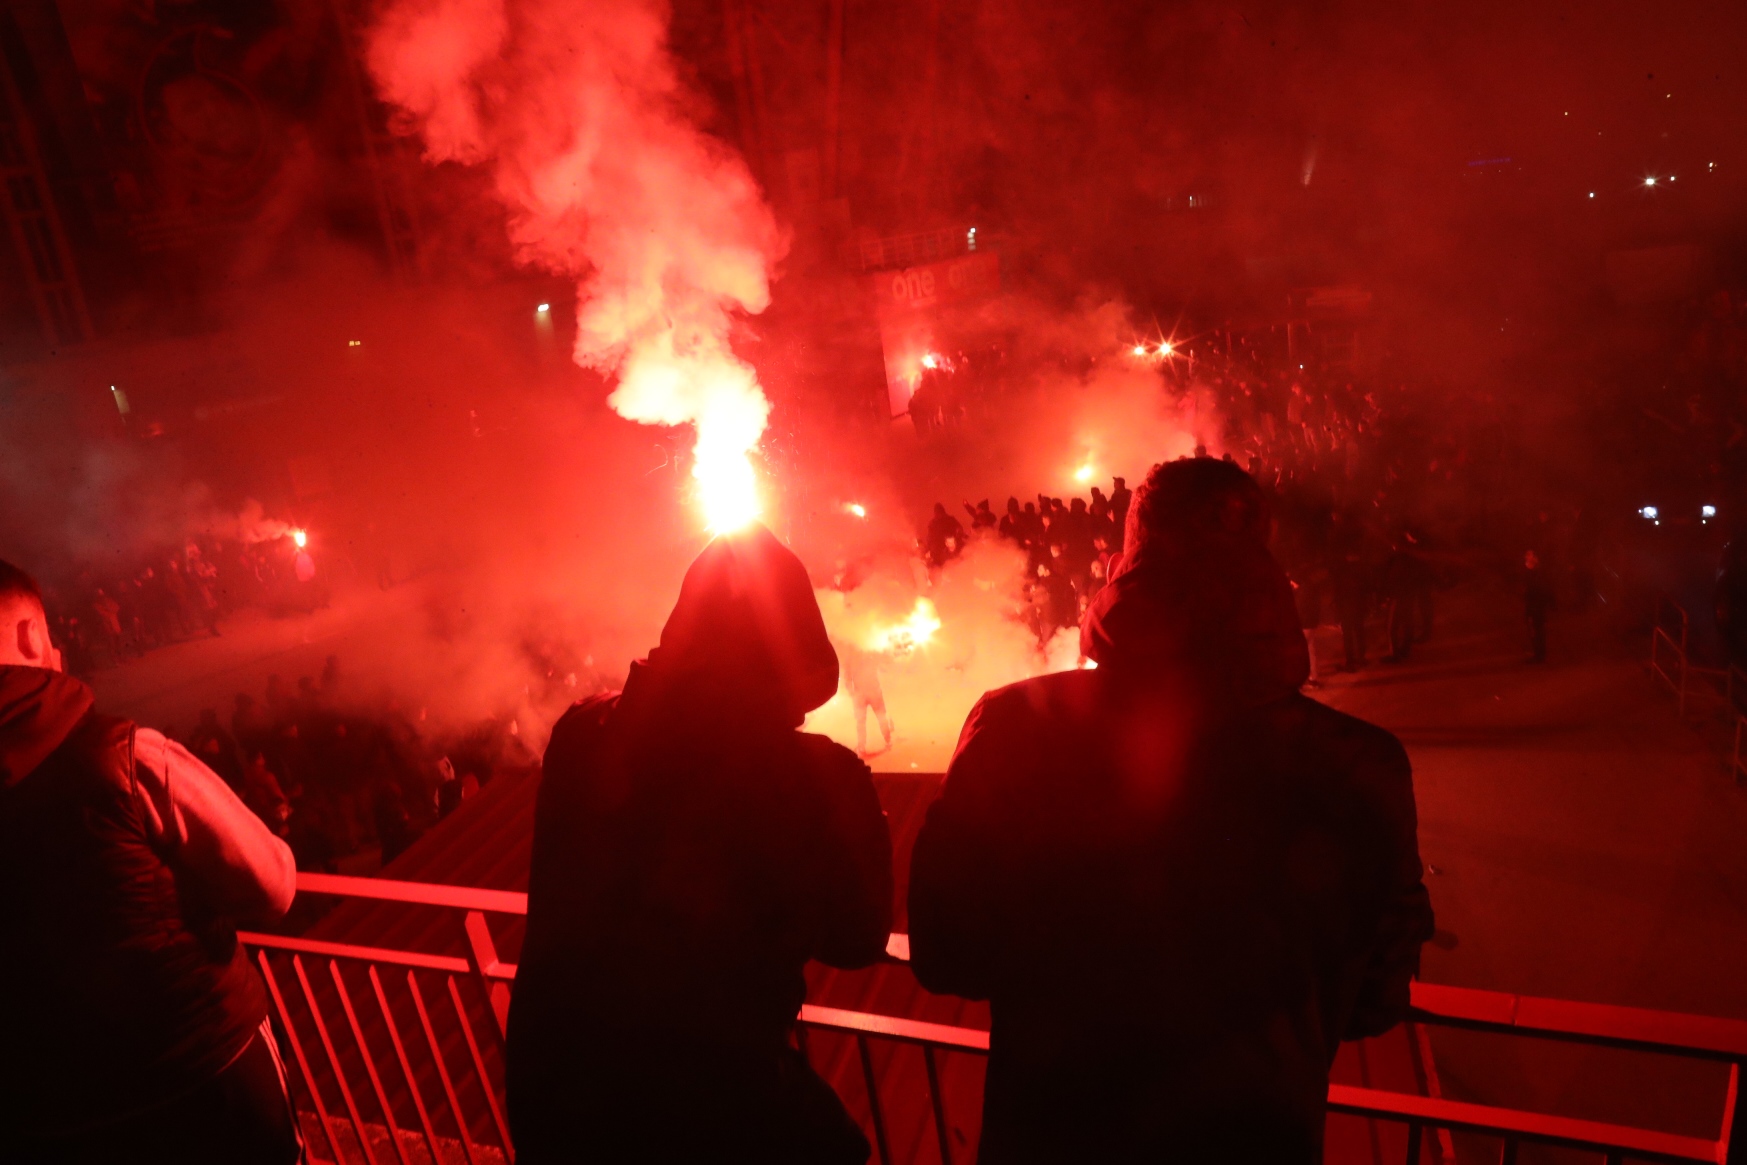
[45,532,329,673]
[916,344,1575,666]
[169,655,539,874]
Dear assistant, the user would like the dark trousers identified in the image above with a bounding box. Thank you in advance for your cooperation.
[1340,607,1367,668]
[1386,598,1414,661]
[21,1022,302,1165]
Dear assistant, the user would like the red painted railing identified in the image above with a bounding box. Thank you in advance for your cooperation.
[242,873,1747,1165]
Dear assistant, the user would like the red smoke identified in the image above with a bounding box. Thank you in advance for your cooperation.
[366,0,785,531]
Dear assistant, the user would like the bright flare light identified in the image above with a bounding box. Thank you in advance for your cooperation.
[1157,341,1173,356]
[696,445,761,535]
[1131,345,1147,356]
[1074,464,1095,484]
[869,598,941,655]
[1645,177,1657,186]
[920,353,939,370]
[292,529,308,548]
[536,303,551,313]
[846,503,868,518]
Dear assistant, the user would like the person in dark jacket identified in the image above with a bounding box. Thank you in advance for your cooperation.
[1524,549,1555,663]
[0,560,300,1164]
[908,460,1433,1165]
[506,524,894,1164]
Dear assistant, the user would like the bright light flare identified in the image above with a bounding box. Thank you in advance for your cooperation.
[1131,345,1147,357]
[920,353,939,370]
[846,502,868,518]
[869,598,941,655]
[696,447,761,535]
[536,303,551,313]
[291,529,308,548]
[1073,464,1095,484]
[1157,341,1173,356]
[1645,177,1657,187]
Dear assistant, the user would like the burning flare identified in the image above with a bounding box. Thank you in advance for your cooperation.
[868,598,942,655]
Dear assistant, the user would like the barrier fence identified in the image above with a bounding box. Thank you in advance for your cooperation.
[1647,596,1747,783]
[240,873,1747,1165]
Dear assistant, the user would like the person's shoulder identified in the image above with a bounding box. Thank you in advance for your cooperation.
[1281,694,1409,773]
[976,668,1104,724]
[548,692,621,739]
[542,692,622,765]
[795,730,876,784]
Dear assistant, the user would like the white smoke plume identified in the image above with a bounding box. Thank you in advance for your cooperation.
[366,0,785,529]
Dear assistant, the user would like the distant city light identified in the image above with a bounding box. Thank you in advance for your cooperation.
[1703,505,1717,518]
[1668,175,1676,182]
[1588,192,1595,198]
[1640,506,1659,520]
[536,303,550,313]
[846,502,867,518]
[1645,177,1657,186]
[348,339,362,347]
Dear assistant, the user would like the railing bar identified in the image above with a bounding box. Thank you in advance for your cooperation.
[409,969,483,1165]
[294,955,381,1165]
[922,1044,953,1165]
[856,1032,892,1165]
[1403,1121,1421,1165]
[1498,1134,1519,1165]
[330,960,415,1165]
[369,965,444,1165]
[447,973,515,1160]
[257,950,343,1165]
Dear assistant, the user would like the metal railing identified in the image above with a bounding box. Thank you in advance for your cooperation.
[1647,596,1747,783]
[1650,597,1692,716]
[242,873,1747,1165]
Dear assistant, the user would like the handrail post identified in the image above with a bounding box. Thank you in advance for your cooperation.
[1722,1060,1744,1165]
[463,910,512,1037]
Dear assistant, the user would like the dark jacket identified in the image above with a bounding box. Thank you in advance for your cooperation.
[506,526,893,1164]
[0,666,272,1137]
[909,493,1432,1164]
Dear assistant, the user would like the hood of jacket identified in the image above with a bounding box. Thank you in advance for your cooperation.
[0,665,95,792]
[1080,464,1309,706]
[635,523,840,728]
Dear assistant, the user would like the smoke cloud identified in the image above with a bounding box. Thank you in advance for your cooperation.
[366,0,785,529]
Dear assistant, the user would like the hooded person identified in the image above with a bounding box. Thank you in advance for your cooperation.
[0,560,299,1164]
[908,459,1432,1164]
[506,523,893,1164]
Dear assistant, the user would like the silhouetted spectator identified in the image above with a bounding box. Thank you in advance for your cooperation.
[925,502,968,567]
[1109,476,1132,550]
[0,559,300,1164]
[1524,549,1554,663]
[838,640,894,758]
[507,524,892,1164]
[908,461,1432,1164]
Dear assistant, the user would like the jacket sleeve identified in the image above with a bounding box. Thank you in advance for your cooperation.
[906,693,1015,1001]
[132,728,298,926]
[806,744,894,969]
[1344,732,1435,1040]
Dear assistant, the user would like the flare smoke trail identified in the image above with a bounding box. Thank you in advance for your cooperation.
[366,0,784,531]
